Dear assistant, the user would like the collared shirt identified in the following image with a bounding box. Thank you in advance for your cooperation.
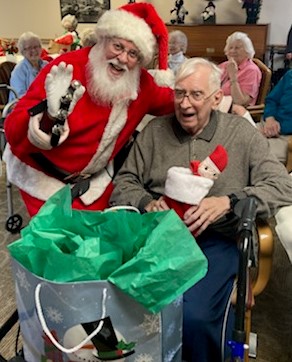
[9,57,48,101]
[219,58,262,106]
[111,111,292,235]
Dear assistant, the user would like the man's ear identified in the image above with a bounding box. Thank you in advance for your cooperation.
[212,89,224,110]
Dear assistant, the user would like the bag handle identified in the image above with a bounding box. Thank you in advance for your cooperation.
[35,283,107,354]
[105,205,140,213]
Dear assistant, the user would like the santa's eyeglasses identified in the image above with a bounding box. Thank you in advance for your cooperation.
[108,39,140,61]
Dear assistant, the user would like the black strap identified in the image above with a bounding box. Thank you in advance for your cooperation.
[71,179,90,200]
[28,100,47,116]
[30,153,71,180]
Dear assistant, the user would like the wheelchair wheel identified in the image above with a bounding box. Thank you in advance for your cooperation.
[5,214,23,234]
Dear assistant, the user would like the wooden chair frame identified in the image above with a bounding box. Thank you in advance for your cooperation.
[0,61,16,115]
[247,58,272,123]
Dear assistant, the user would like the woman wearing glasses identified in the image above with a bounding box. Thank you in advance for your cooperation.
[9,31,48,101]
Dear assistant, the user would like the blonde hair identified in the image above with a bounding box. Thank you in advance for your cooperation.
[80,28,97,47]
[61,14,78,32]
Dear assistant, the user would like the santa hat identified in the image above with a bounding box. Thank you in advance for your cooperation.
[207,145,228,174]
[54,33,74,46]
[95,2,174,87]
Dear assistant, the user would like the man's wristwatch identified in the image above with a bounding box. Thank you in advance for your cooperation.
[228,193,239,212]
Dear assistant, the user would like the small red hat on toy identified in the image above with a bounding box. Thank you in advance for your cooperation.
[190,145,228,179]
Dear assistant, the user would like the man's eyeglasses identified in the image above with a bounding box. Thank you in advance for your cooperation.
[23,45,41,52]
[109,39,140,61]
[174,89,218,103]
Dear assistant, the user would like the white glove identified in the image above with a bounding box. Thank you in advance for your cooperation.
[45,61,85,118]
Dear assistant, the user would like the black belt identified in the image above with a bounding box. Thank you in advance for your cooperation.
[30,153,91,199]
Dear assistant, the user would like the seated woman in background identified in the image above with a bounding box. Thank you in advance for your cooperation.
[260,69,292,164]
[9,32,48,101]
[80,28,97,48]
[219,31,261,106]
[168,30,188,74]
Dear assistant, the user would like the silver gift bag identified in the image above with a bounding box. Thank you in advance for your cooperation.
[11,259,182,362]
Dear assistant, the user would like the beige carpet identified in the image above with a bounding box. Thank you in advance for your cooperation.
[0,163,291,361]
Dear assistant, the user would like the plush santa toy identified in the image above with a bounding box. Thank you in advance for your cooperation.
[164,145,228,219]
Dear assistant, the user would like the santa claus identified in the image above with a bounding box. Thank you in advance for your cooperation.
[3,2,175,216]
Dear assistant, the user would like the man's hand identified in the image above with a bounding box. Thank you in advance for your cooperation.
[183,196,230,237]
[261,116,281,138]
[144,197,170,212]
[45,61,85,118]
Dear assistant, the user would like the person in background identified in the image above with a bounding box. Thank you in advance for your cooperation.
[109,57,292,361]
[285,25,292,65]
[285,25,292,59]
[3,2,174,217]
[79,28,97,48]
[261,69,292,164]
[168,30,188,74]
[54,14,80,52]
[9,32,48,101]
[219,31,261,106]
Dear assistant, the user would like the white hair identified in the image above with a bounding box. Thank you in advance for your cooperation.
[169,30,188,53]
[17,31,42,54]
[86,40,140,106]
[224,31,255,59]
[175,57,222,92]
[61,14,78,31]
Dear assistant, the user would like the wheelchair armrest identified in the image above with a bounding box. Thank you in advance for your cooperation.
[252,219,274,296]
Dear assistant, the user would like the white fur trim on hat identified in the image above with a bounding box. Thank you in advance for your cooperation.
[148,68,175,88]
[165,167,214,205]
[95,9,156,66]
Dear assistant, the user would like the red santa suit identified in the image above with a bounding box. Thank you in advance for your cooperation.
[4,4,175,216]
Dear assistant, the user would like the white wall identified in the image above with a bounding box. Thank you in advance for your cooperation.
[0,0,125,39]
[0,0,291,49]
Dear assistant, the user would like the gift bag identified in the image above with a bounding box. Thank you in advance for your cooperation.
[8,186,208,361]
[11,259,183,362]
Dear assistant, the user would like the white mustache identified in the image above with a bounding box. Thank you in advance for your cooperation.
[108,58,129,72]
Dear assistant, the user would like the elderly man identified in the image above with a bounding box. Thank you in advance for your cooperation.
[110,57,292,361]
[4,3,174,216]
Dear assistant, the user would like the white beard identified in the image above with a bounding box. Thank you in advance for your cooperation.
[86,44,140,106]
